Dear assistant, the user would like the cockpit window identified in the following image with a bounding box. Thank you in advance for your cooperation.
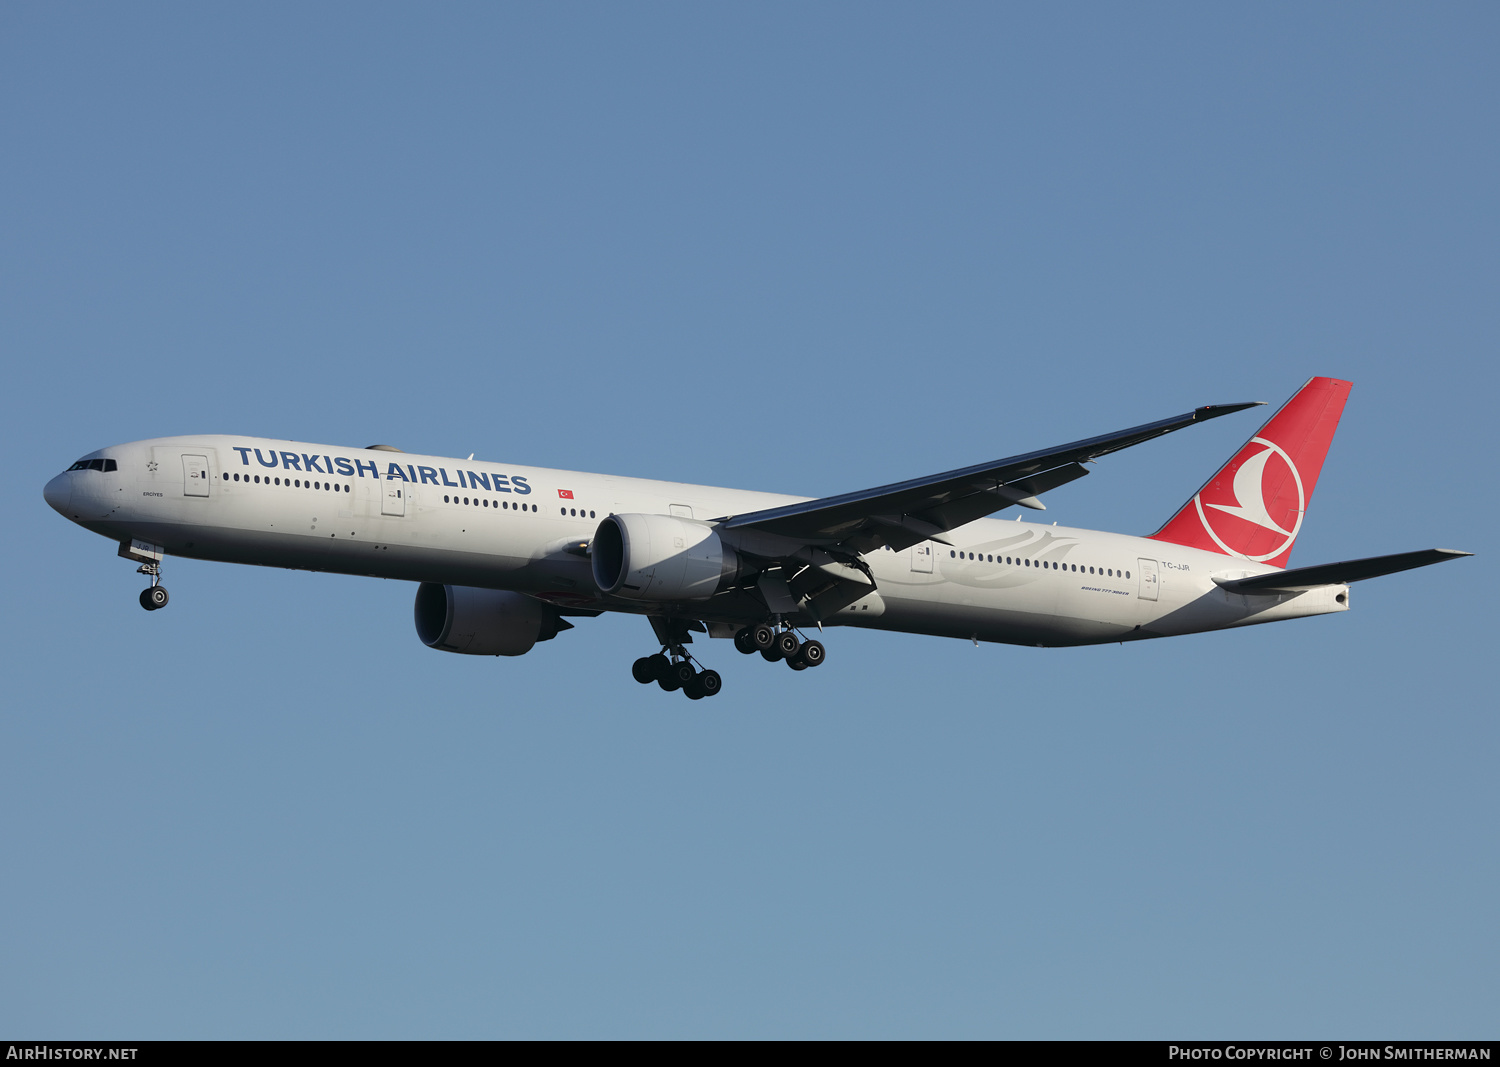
[67,459,117,472]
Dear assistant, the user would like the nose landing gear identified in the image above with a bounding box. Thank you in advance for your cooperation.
[121,541,170,612]
[137,561,169,611]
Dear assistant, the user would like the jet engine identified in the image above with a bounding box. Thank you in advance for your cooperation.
[591,513,742,601]
[414,583,571,656]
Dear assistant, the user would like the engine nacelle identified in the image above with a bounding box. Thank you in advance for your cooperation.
[414,583,567,656]
[591,513,740,601]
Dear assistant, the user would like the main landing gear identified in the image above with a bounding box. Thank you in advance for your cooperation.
[733,622,826,671]
[137,561,169,612]
[631,620,826,699]
[632,650,723,700]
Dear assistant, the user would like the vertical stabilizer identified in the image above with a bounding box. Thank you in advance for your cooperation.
[1149,376,1352,568]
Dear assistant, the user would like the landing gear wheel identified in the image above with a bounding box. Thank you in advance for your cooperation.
[140,586,169,611]
[658,659,695,693]
[684,677,706,700]
[733,628,758,655]
[798,640,825,667]
[787,656,808,671]
[650,654,680,691]
[775,631,801,660]
[697,669,722,697]
[760,647,782,663]
[632,657,657,684]
[750,623,776,651]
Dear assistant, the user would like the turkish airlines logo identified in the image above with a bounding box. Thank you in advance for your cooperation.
[1192,436,1305,562]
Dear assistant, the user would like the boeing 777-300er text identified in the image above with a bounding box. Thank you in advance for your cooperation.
[44,377,1470,699]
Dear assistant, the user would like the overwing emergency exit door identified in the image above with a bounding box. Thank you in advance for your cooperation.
[381,482,406,516]
[911,543,933,573]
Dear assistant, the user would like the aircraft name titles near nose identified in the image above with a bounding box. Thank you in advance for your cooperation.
[227,446,533,493]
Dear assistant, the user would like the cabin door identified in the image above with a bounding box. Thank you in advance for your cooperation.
[1137,558,1159,601]
[182,454,210,497]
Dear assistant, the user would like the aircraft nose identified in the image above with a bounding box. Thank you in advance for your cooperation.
[43,473,73,514]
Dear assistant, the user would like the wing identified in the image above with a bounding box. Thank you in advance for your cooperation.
[1212,548,1473,595]
[718,402,1264,556]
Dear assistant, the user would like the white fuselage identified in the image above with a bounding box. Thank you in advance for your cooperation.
[45,435,1349,647]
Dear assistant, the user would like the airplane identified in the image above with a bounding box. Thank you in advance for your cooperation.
[42,376,1470,699]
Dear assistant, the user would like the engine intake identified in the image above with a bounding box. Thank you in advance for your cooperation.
[592,513,740,601]
[414,583,570,656]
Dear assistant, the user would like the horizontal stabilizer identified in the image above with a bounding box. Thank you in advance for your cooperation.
[1213,548,1472,595]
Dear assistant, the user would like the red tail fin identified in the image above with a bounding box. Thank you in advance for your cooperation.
[1149,376,1352,568]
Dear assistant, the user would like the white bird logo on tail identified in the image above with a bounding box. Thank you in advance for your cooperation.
[1205,445,1293,535]
[1192,436,1305,562]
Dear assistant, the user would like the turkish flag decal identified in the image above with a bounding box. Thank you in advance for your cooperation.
[558,489,574,499]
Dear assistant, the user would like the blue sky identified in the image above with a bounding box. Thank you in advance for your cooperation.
[2,2,1494,1038]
